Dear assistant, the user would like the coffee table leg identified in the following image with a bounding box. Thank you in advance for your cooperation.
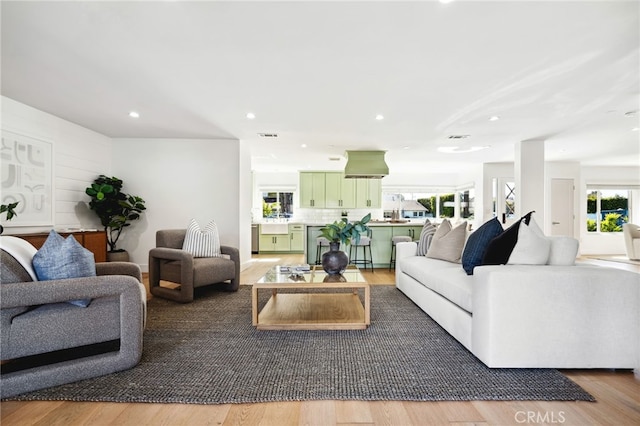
[252,285,258,326]
[364,285,370,325]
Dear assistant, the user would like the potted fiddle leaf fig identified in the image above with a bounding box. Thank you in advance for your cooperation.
[0,201,19,235]
[85,175,146,261]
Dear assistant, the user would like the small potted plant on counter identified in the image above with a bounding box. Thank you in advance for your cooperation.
[319,213,371,275]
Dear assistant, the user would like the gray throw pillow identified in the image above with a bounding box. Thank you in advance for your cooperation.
[416,219,437,256]
[32,230,96,307]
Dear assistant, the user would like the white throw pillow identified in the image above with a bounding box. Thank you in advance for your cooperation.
[426,219,467,263]
[547,236,579,265]
[508,217,550,265]
[182,219,222,258]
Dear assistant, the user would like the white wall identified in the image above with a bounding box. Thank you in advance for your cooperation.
[112,138,246,271]
[1,96,111,234]
[238,140,252,268]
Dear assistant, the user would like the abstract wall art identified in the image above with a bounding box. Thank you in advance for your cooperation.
[1,130,53,226]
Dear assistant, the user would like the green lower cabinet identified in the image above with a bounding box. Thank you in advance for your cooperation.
[305,225,425,268]
[290,231,304,252]
[259,234,291,252]
[367,227,393,268]
[392,225,424,241]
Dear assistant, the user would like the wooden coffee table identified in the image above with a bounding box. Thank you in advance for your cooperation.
[252,265,370,330]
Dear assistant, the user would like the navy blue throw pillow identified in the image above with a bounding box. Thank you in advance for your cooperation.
[481,211,534,266]
[461,218,504,275]
[32,230,96,307]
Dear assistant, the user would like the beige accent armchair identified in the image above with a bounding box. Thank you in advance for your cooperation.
[148,229,240,303]
[622,223,640,260]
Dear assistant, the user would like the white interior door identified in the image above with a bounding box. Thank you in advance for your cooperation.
[550,178,574,237]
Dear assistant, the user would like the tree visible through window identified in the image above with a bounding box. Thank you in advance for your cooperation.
[586,189,629,232]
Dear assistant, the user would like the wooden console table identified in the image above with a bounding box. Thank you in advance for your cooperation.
[17,230,107,263]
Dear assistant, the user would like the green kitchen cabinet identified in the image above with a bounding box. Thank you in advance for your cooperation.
[325,172,356,209]
[366,226,393,268]
[300,172,326,208]
[355,178,381,208]
[393,225,424,241]
[259,234,291,252]
[289,224,305,252]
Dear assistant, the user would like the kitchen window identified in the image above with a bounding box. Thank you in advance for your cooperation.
[262,191,294,219]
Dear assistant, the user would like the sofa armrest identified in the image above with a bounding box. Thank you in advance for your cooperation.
[472,264,640,369]
[395,241,418,284]
[96,262,142,282]
[1,275,143,310]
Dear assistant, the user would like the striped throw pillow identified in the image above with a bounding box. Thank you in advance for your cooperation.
[182,219,222,258]
[416,219,437,256]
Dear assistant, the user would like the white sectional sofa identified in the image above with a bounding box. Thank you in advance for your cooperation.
[395,241,640,372]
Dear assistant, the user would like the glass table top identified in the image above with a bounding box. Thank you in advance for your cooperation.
[256,264,366,285]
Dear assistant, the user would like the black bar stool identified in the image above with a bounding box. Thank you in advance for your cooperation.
[349,229,373,272]
[389,235,412,270]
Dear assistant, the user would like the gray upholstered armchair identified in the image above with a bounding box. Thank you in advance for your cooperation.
[0,239,146,398]
[148,229,240,303]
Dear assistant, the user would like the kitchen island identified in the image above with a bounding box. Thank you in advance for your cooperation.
[305,221,425,268]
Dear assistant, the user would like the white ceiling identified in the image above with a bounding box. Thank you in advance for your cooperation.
[2,1,639,174]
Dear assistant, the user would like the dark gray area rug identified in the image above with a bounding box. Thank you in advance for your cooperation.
[9,285,595,403]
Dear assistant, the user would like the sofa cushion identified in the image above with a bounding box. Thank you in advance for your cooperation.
[400,256,473,313]
[426,219,467,263]
[508,216,551,265]
[461,217,503,275]
[547,236,579,265]
[182,219,222,258]
[416,219,436,256]
[481,211,533,265]
[32,230,96,307]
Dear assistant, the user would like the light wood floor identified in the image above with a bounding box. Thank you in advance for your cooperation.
[2,254,639,425]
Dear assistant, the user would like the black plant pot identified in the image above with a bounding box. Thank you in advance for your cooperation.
[321,241,349,275]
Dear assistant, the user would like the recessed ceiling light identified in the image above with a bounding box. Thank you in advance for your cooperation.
[632,127,639,132]
[246,112,256,120]
[301,144,307,148]
[128,111,140,118]
[375,114,384,121]
[437,146,490,154]
[489,116,500,121]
